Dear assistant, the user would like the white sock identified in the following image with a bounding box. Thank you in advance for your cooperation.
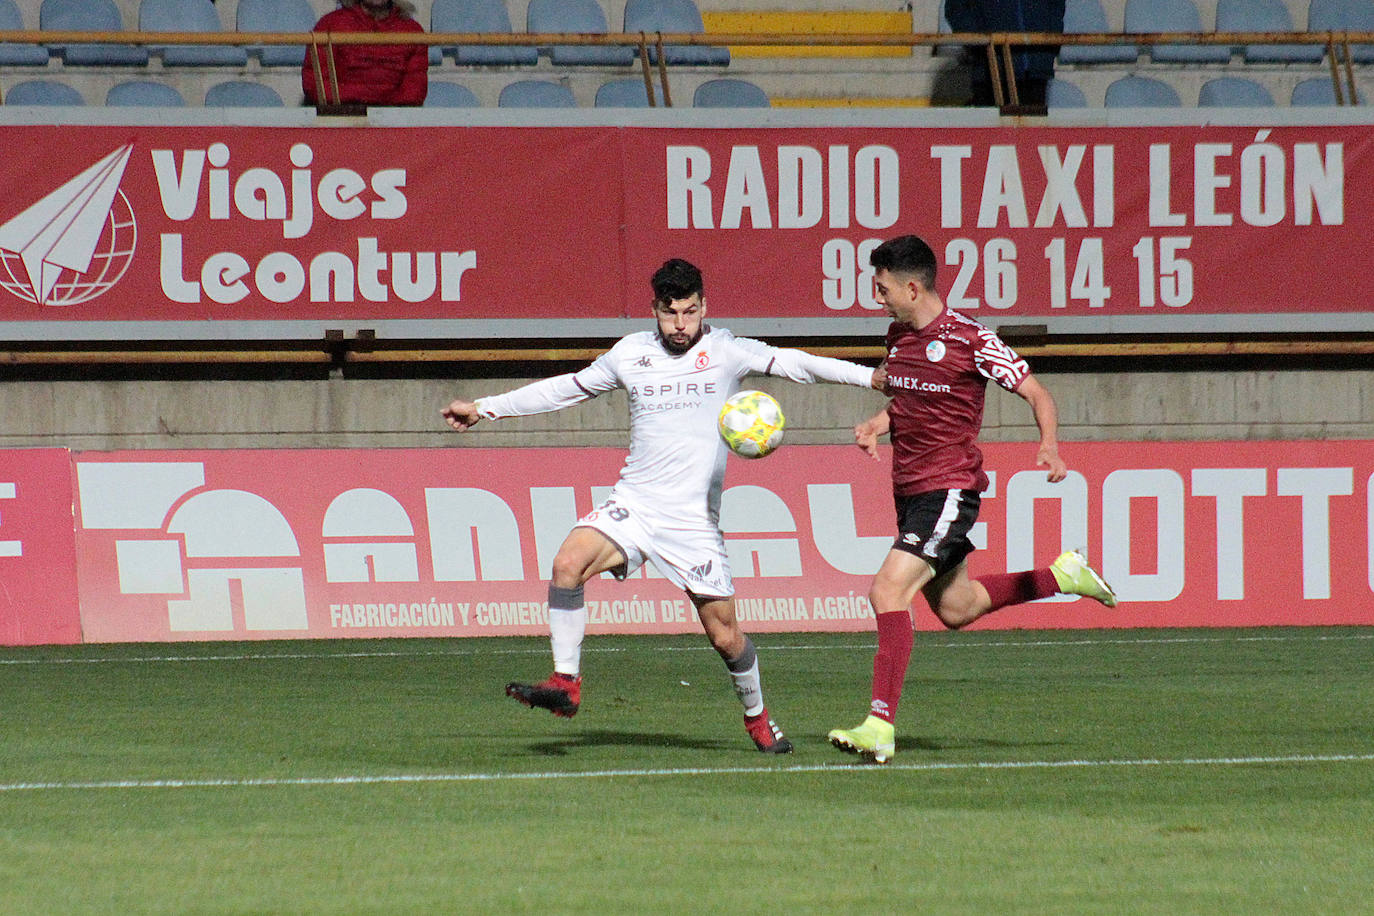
[725,639,764,716]
[549,606,586,677]
[730,659,764,717]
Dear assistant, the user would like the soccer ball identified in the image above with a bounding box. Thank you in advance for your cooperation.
[718,390,785,459]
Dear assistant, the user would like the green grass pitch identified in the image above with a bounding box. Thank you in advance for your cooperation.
[2,627,1372,913]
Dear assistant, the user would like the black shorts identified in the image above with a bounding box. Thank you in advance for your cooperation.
[892,489,981,578]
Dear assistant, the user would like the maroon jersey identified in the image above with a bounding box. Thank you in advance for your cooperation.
[884,306,1029,495]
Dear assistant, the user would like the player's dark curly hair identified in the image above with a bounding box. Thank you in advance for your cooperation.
[651,258,704,304]
[870,235,936,291]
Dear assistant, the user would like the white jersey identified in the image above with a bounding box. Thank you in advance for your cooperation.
[475,326,873,527]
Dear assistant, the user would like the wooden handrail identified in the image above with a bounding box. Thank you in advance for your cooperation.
[2,29,1371,48]
[4,336,1374,367]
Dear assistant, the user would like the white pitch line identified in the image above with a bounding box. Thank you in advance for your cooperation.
[1,631,1370,666]
[2,753,1371,794]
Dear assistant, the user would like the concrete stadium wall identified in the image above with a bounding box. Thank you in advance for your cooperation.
[3,367,1371,452]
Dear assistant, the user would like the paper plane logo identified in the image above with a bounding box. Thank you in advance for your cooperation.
[0,144,137,307]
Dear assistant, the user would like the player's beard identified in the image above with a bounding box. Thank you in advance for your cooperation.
[660,326,703,355]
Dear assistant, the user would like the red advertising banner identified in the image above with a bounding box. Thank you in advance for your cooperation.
[621,125,1365,322]
[0,449,81,646]
[0,123,1366,332]
[68,441,1374,644]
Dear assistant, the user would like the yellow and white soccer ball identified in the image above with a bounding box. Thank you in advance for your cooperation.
[718,390,785,459]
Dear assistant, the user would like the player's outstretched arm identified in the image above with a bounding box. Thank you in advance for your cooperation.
[1015,375,1067,482]
[441,398,482,431]
[854,406,891,460]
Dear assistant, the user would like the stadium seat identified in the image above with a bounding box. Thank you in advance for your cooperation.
[0,0,49,66]
[1291,76,1359,104]
[527,0,635,66]
[498,80,577,107]
[106,81,186,106]
[595,77,666,107]
[1060,0,1137,63]
[204,81,285,107]
[139,0,248,66]
[1125,0,1231,63]
[1308,0,1374,62]
[40,0,148,66]
[1046,77,1088,108]
[424,81,481,107]
[1104,75,1182,107]
[693,78,769,107]
[623,0,730,66]
[1216,0,1323,63]
[432,0,537,65]
[1197,77,1275,107]
[237,0,316,67]
[4,80,85,106]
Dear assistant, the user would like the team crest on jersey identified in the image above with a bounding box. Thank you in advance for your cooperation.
[925,340,947,362]
[695,351,709,369]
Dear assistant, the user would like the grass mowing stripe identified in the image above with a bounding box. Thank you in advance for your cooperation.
[4,752,1372,793]
[3,629,1369,666]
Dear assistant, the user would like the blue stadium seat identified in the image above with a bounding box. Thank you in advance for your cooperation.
[432,0,537,65]
[1125,0,1231,62]
[1060,0,1137,63]
[1046,77,1088,108]
[1216,0,1323,63]
[1291,76,1359,104]
[139,0,248,66]
[1197,77,1275,107]
[595,77,666,107]
[527,0,635,65]
[1104,75,1181,107]
[623,0,729,66]
[424,80,481,107]
[106,81,187,106]
[1308,0,1374,62]
[693,78,769,107]
[204,81,285,107]
[498,80,578,107]
[40,0,148,66]
[0,0,49,65]
[4,80,85,106]
[237,0,316,67]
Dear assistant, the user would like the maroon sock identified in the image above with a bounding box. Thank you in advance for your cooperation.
[870,610,914,723]
[976,568,1060,612]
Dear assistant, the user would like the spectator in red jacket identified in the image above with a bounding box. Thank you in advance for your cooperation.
[303,0,428,107]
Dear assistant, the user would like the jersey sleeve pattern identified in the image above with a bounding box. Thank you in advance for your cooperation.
[971,326,1029,392]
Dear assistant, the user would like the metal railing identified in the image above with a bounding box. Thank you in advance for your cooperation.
[0,29,1369,107]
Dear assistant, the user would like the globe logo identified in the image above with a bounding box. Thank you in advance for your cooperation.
[0,144,137,308]
[0,190,136,307]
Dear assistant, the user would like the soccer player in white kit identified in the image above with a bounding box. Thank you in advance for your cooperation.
[442,259,885,753]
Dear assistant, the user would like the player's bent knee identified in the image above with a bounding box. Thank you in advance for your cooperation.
[549,553,590,588]
[933,602,978,630]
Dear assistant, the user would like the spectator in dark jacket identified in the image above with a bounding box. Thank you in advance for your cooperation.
[944,0,1065,110]
[303,0,428,107]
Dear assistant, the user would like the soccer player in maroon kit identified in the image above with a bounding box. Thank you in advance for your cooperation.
[828,234,1117,764]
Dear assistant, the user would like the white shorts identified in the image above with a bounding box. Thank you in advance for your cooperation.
[576,493,734,599]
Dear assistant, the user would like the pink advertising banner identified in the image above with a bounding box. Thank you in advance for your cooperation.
[60,441,1374,644]
[0,123,1364,330]
[0,448,81,646]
